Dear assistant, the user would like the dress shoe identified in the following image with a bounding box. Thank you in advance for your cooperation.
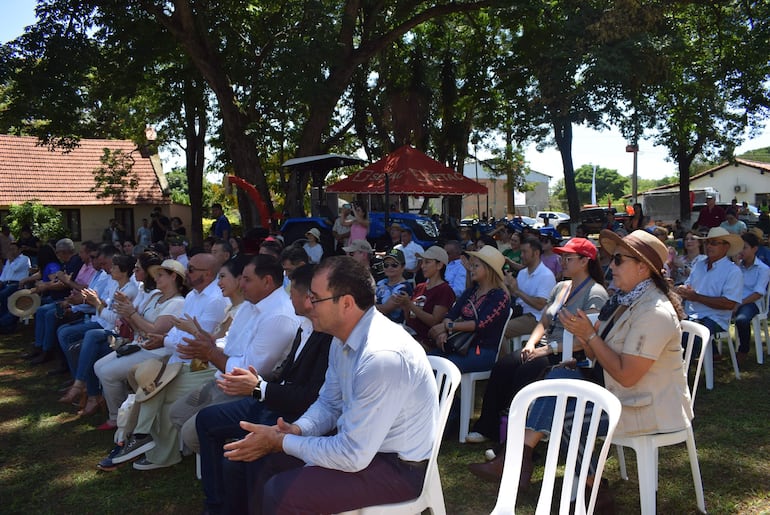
[468,454,504,483]
[572,478,617,515]
[47,364,70,376]
[29,351,53,365]
[21,348,42,359]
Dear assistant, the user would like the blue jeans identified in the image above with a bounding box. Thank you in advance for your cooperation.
[57,320,100,375]
[0,282,19,316]
[428,345,498,373]
[34,303,58,350]
[196,397,279,513]
[75,328,112,395]
[734,303,760,354]
[692,317,723,356]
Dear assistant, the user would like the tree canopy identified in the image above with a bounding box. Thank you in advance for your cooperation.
[1,0,768,232]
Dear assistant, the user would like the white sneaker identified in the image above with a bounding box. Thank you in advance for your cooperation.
[465,431,489,443]
[133,457,166,471]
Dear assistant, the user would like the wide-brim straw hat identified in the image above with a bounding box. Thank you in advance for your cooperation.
[147,259,186,281]
[694,227,744,257]
[599,229,668,279]
[133,358,183,402]
[7,289,41,318]
[465,245,506,282]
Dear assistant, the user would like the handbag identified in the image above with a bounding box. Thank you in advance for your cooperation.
[444,300,479,356]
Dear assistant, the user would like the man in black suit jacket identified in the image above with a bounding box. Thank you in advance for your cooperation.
[196,264,332,515]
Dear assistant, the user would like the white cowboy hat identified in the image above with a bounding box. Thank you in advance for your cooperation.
[694,227,744,257]
[7,289,41,318]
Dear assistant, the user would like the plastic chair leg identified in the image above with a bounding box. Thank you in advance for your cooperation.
[704,346,714,390]
[627,438,657,515]
[726,332,741,380]
[459,377,474,443]
[616,444,629,480]
[685,428,707,513]
[753,318,765,365]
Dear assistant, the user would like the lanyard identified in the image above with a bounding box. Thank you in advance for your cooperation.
[547,276,593,336]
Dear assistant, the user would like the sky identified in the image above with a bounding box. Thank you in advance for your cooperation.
[3,0,770,185]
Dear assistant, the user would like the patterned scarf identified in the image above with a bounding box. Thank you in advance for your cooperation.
[598,278,654,321]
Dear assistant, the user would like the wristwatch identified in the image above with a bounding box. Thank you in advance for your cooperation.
[446,321,454,334]
[548,341,559,354]
[252,383,263,402]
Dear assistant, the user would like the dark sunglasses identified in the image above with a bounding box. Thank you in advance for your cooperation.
[612,253,638,266]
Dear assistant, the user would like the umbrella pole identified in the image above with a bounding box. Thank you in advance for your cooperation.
[384,173,390,229]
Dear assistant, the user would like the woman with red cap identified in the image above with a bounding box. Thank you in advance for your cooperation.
[465,238,608,457]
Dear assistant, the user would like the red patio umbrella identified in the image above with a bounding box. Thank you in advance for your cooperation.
[326,145,487,196]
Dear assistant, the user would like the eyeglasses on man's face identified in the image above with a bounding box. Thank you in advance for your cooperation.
[308,292,342,305]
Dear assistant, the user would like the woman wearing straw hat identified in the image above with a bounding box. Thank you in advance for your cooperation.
[465,238,608,449]
[93,253,187,430]
[302,228,324,264]
[502,230,691,497]
[428,245,511,373]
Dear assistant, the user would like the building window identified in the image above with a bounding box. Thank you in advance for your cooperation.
[60,209,82,241]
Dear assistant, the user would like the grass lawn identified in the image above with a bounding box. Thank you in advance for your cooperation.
[1,323,769,514]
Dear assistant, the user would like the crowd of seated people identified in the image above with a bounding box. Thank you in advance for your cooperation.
[9,198,770,513]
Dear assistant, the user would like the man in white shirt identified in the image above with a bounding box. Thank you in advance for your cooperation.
[395,228,425,280]
[0,242,30,315]
[221,256,438,514]
[111,252,229,470]
[504,237,556,341]
[170,255,298,453]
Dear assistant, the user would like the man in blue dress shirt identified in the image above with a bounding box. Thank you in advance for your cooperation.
[222,256,438,514]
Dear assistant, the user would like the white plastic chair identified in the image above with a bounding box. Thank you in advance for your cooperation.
[711,283,770,376]
[613,320,708,515]
[490,379,622,515]
[339,356,461,515]
[459,307,513,443]
[508,333,531,354]
[710,326,741,385]
[751,284,770,364]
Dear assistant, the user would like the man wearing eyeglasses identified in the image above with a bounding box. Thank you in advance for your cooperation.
[676,227,743,358]
[222,256,439,514]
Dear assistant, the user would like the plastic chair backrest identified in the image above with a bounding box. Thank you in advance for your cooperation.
[561,313,600,362]
[491,379,622,515]
[680,320,710,410]
[423,356,461,491]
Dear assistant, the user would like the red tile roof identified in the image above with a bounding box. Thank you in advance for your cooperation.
[0,134,168,206]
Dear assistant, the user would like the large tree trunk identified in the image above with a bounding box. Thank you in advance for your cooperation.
[183,78,207,248]
[144,0,272,229]
[553,118,580,221]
